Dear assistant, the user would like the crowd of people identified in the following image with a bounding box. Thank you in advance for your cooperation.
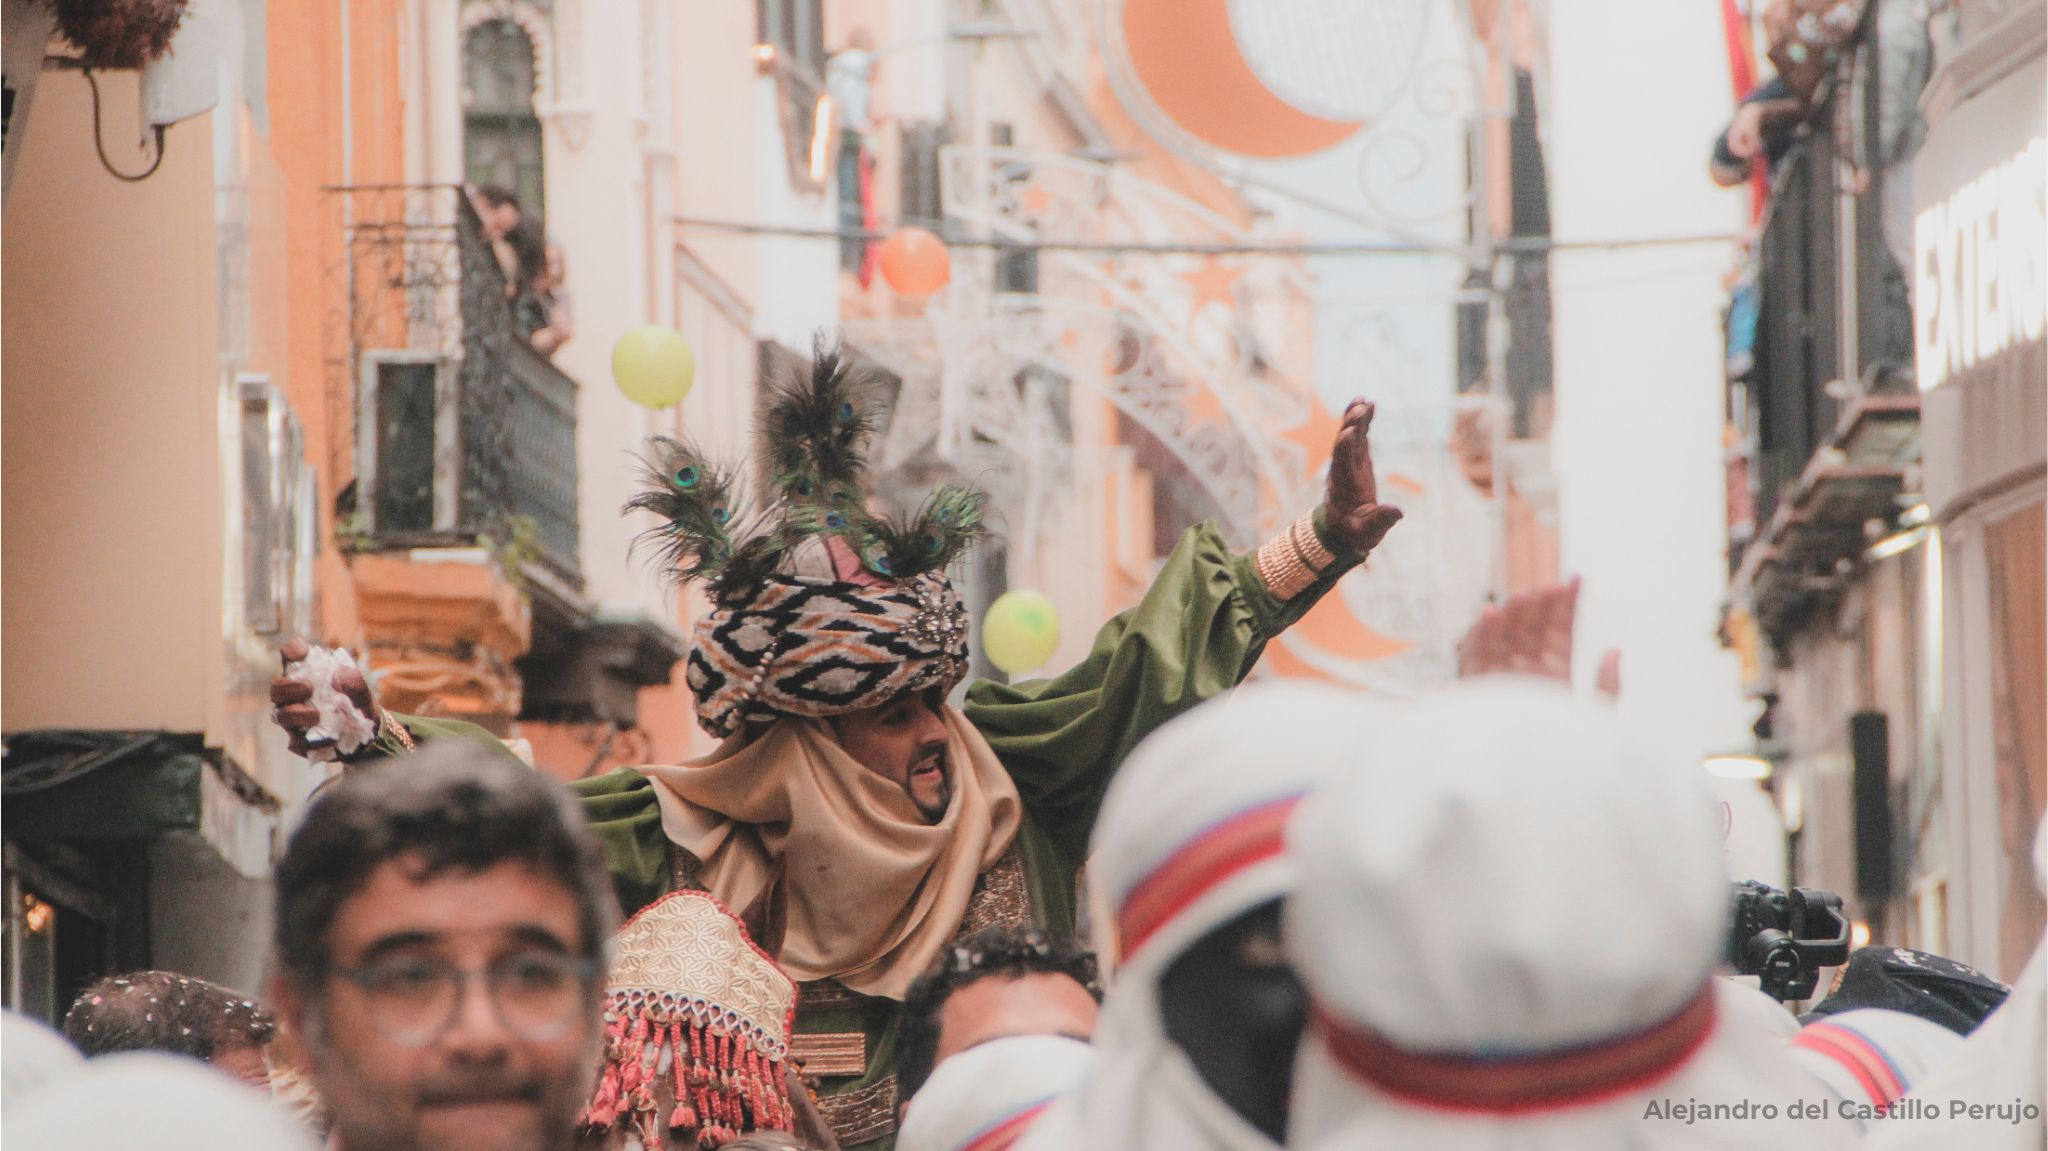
[3,341,2042,1151]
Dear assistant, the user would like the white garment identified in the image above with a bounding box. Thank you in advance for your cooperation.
[1787,1008,1965,1132]
[825,47,875,133]
[1716,978,1801,1040]
[1284,677,1862,1151]
[3,1051,317,1151]
[1018,683,1373,1151]
[1865,939,2047,1151]
[0,1011,81,1109]
[898,1035,1097,1151]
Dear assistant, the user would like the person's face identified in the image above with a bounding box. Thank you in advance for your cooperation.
[485,203,520,240]
[1156,899,1304,1143]
[272,857,603,1151]
[211,1041,272,1089]
[829,692,951,822]
[935,972,1099,1066]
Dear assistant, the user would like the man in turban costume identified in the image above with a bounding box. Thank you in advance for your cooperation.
[273,342,1403,1149]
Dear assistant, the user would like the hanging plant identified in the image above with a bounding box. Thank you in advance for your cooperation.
[46,0,188,70]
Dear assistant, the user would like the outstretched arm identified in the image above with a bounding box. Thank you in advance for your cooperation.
[965,398,1402,860]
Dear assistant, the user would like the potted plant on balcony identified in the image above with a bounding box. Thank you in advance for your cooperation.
[45,0,188,70]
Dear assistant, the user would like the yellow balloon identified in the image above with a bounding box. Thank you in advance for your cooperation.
[612,325,697,409]
[983,590,1061,675]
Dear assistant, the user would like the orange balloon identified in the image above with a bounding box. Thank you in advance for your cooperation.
[879,227,951,297]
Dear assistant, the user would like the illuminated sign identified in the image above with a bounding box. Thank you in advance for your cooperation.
[1913,137,2048,391]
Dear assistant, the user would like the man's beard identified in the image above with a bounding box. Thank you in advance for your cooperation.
[908,742,952,823]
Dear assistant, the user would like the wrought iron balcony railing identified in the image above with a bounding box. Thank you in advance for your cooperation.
[331,185,581,589]
[1741,8,1917,540]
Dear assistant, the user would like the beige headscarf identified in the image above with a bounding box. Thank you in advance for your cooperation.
[639,705,1021,1000]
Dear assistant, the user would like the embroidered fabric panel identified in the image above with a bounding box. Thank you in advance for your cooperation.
[606,892,796,1056]
[797,978,877,1015]
[958,848,1034,938]
[790,1030,868,1079]
[815,1074,900,1147]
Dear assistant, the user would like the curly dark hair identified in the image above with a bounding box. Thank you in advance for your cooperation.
[63,970,275,1061]
[895,924,1101,1102]
[271,740,617,989]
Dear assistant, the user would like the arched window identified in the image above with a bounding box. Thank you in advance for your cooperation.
[463,18,545,213]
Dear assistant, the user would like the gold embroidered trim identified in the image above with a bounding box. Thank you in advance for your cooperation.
[603,892,796,1058]
[798,978,880,1015]
[668,843,708,894]
[790,1030,867,1078]
[815,1074,900,1146]
[957,848,1034,939]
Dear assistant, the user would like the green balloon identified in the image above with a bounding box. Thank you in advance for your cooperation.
[612,325,696,409]
[983,590,1061,675]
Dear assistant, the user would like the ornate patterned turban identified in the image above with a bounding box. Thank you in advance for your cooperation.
[624,338,986,737]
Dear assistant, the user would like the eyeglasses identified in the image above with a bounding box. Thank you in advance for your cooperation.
[329,952,599,1048]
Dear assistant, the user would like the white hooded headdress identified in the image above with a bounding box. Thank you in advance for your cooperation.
[1018,682,1370,1151]
[1284,677,1862,1151]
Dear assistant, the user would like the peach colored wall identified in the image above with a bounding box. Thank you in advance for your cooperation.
[672,0,767,310]
[270,0,411,653]
[3,70,224,735]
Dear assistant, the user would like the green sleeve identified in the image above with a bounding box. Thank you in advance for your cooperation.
[345,714,526,765]
[962,513,1356,863]
[352,716,671,918]
[567,768,672,919]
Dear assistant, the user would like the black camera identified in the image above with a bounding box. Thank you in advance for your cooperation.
[1728,880,1852,1002]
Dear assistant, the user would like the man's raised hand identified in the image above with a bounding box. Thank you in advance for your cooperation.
[270,638,377,759]
[1325,399,1404,557]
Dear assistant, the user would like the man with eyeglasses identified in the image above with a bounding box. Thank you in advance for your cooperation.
[266,740,617,1151]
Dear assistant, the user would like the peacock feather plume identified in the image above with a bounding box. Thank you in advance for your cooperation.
[624,436,748,587]
[760,338,879,508]
[626,336,987,594]
[855,484,987,581]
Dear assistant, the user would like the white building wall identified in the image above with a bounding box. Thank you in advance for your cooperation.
[1544,0,1759,811]
[539,0,669,614]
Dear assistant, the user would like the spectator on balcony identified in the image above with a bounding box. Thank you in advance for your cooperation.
[514,232,576,359]
[470,183,521,241]
[507,211,546,302]
[469,183,526,292]
[1709,74,1804,189]
[1710,0,1867,189]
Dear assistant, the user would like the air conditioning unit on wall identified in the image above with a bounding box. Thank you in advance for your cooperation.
[237,375,315,639]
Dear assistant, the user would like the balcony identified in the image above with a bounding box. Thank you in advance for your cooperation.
[328,185,585,722]
[1724,11,1922,649]
[335,185,581,589]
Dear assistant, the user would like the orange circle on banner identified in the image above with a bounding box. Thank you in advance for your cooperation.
[1119,0,1362,158]
[878,227,951,297]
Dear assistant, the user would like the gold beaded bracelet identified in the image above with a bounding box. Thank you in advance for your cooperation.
[378,708,417,753]
[1256,511,1337,600]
